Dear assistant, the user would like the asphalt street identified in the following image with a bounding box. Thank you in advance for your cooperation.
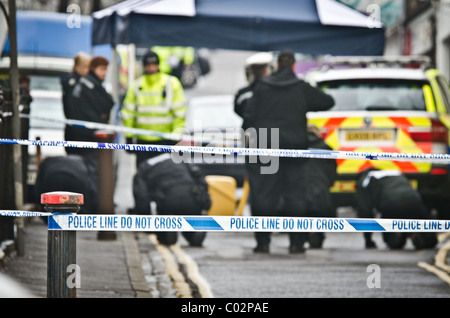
[133,50,450,297]
[1,50,448,299]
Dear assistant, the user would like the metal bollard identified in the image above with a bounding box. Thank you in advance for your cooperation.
[42,191,83,298]
[95,130,117,241]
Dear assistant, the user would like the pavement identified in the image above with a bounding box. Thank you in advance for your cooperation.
[1,148,449,297]
[0,215,181,298]
[0,50,252,298]
[0,151,181,298]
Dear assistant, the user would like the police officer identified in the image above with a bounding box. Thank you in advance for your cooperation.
[355,169,437,250]
[33,155,98,215]
[151,46,195,81]
[61,52,91,119]
[234,52,272,131]
[303,126,337,248]
[121,50,186,167]
[243,50,334,253]
[65,56,114,157]
[132,153,211,246]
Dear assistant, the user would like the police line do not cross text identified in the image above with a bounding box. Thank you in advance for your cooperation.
[47,214,450,233]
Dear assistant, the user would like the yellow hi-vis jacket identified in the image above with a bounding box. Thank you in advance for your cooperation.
[121,72,186,141]
[152,46,195,75]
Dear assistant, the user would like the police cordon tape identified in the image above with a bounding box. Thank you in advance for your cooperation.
[0,210,53,217]
[2,137,450,164]
[21,114,184,141]
[21,114,237,146]
[0,211,449,232]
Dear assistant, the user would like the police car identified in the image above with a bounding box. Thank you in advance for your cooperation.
[306,56,450,217]
[185,94,245,186]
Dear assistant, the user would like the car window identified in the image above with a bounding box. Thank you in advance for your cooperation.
[319,79,428,111]
[186,98,243,131]
[28,75,65,129]
[30,75,62,91]
[29,96,65,129]
[436,76,450,113]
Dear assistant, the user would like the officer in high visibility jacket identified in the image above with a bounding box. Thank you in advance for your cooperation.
[121,50,186,167]
[151,46,195,80]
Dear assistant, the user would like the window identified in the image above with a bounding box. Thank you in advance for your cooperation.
[29,96,64,129]
[319,79,428,111]
[186,96,242,131]
[436,76,450,113]
[30,75,62,91]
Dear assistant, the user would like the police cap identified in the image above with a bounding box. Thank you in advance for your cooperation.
[245,52,273,67]
[142,50,160,66]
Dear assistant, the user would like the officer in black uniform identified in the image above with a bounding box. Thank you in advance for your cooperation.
[65,56,114,157]
[234,52,272,131]
[131,153,211,246]
[33,155,98,215]
[303,127,337,248]
[243,50,334,253]
[355,168,437,250]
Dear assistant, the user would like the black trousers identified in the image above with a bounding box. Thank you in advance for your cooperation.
[246,157,308,246]
[157,185,204,215]
[156,185,206,246]
[364,189,431,246]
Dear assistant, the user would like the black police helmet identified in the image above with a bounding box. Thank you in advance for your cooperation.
[142,50,160,66]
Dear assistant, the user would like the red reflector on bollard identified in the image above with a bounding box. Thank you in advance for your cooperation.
[41,191,84,205]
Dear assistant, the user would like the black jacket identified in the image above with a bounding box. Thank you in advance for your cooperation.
[234,80,259,131]
[355,169,428,219]
[65,71,114,144]
[244,67,334,149]
[61,72,80,119]
[34,155,98,214]
[302,132,337,217]
[133,154,211,215]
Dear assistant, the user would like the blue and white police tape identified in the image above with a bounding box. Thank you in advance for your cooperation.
[0,210,53,217]
[21,114,184,141]
[42,214,450,232]
[2,137,450,164]
[21,114,237,146]
[1,211,449,232]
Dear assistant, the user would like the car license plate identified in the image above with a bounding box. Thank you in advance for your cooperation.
[330,180,356,193]
[345,130,394,141]
[341,129,395,145]
[329,179,416,193]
